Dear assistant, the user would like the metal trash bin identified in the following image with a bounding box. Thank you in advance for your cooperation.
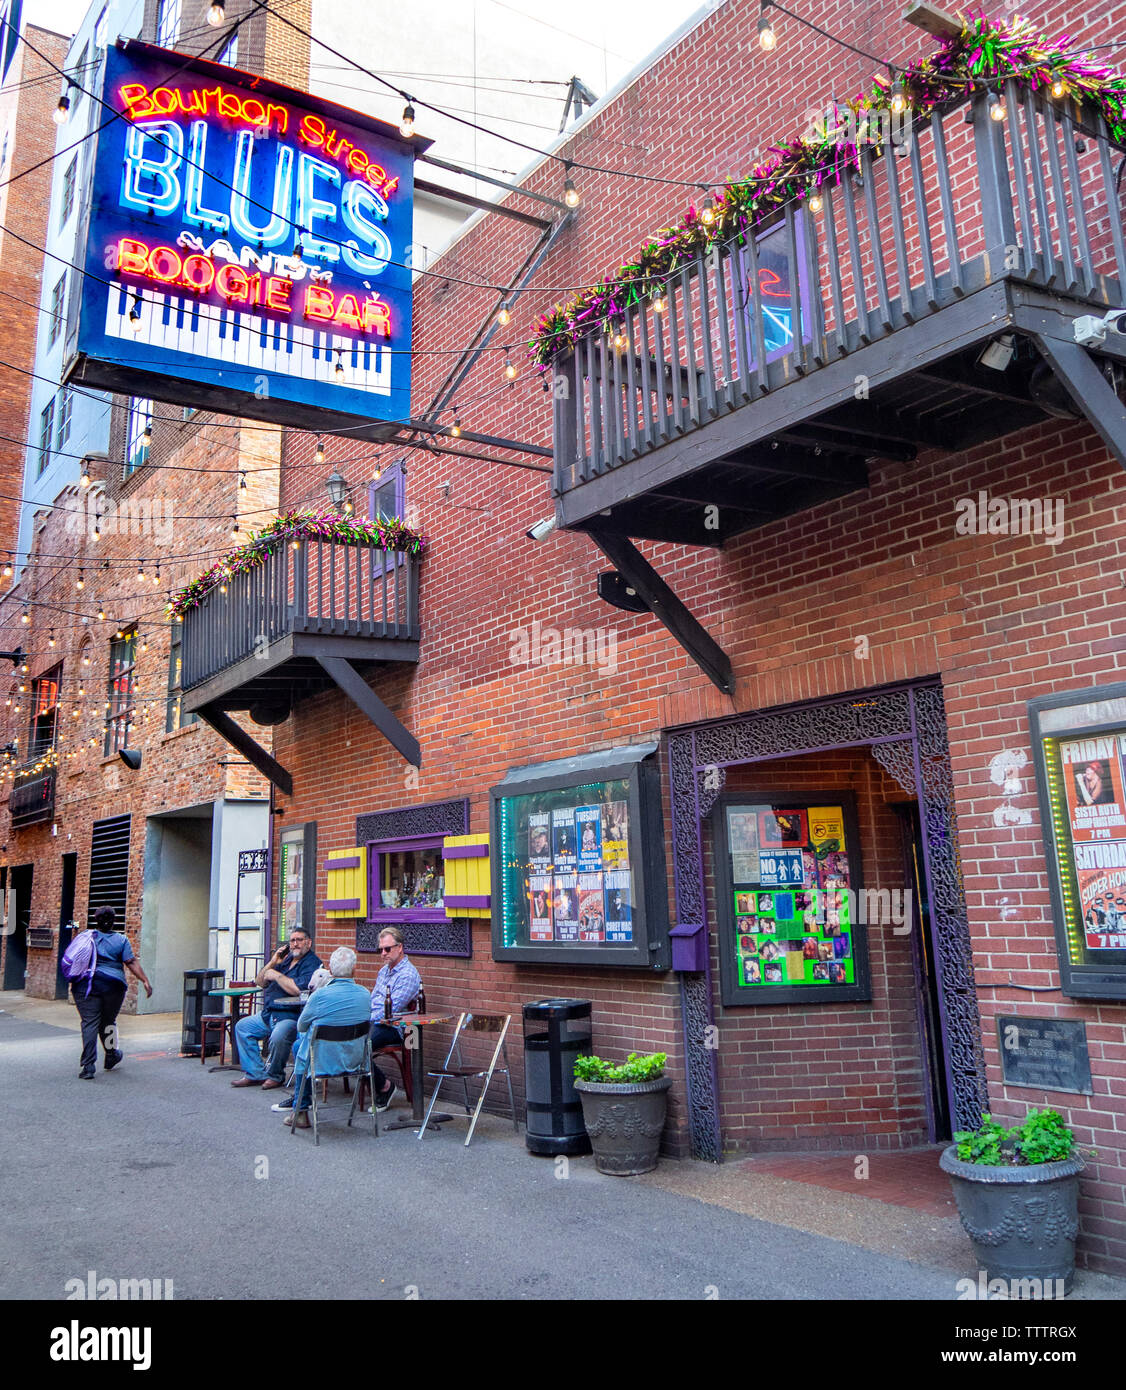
[182,968,224,1056]
[523,998,593,1156]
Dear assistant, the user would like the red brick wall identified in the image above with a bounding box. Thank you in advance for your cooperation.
[0,25,70,566]
[273,0,1126,1272]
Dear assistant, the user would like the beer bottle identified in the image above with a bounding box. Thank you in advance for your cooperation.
[417,984,426,1013]
[384,984,393,1021]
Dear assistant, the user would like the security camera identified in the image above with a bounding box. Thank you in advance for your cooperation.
[1074,309,1126,348]
[526,516,557,542]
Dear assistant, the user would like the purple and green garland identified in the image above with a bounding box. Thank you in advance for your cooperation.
[168,508,425,617]
[531,12,1126,369]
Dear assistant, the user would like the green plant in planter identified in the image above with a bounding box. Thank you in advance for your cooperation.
[574,1051,666,1084]
[953,1109,1083,1166]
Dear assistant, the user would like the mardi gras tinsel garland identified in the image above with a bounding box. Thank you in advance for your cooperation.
[168,508,425,616]
[531,13,1126,369]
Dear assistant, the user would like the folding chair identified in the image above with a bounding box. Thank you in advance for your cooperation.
[418,1012,518,1146]
[295,1020,379,1145]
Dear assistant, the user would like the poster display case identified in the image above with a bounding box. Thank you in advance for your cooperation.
[715,792,872,1006]
[491,744,669,969]
[277,821,316,946]
[1030,683,1126,1000]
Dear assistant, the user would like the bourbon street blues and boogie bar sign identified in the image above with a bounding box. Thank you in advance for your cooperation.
[64,40,422,437]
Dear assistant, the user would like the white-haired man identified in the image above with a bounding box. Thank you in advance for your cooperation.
[279,945,371,1130]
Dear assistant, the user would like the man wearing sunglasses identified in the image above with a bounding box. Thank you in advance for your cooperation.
[368,927,422,1111]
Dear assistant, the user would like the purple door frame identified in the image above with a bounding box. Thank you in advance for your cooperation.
[666,678,987,1161]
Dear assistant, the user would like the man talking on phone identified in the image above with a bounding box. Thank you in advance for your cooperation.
[232,928,322,1089]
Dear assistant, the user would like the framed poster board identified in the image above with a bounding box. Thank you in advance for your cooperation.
[276,821,317,947]
[490,743,669,969]
[715,792,871,1006]
[1029,683,1126,1000]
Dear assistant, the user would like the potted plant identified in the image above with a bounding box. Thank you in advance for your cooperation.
[939,1109,1087,1295]
[573,1051,670,1175]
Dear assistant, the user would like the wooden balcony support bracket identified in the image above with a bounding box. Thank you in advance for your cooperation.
[587,528,735,696]
[1027,331,1126,472]
[197,705,293,797]
[315,655,421,769]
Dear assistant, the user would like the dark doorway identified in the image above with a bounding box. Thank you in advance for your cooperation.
[895,804,952,1142]
[3,864,33,992]
[56,852,78,1000]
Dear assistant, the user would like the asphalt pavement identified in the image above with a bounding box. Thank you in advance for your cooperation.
[2,992,1123,1303]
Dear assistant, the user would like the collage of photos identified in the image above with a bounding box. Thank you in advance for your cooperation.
[524,787,633,946]
[1057,732,1126,953]
[729,803,856,988]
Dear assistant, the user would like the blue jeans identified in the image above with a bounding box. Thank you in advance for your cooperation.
[235,1011,298,1081]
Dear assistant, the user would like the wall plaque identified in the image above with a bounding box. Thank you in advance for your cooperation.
[997,1015,1093,1095]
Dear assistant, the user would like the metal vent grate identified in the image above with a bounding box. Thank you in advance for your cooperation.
[87,814,131,930]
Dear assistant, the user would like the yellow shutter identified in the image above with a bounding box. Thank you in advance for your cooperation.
[443,833,490,918]
[322,846,367,919]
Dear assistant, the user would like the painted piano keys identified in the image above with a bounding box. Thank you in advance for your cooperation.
[104,285,391,396]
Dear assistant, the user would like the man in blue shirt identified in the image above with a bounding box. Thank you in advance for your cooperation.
[282,945,372,1130]
[73,906,153,1079]
[368,927,422,1110]
[232,928,321,1088]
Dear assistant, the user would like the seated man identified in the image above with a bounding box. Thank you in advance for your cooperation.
[283,945,372,1129]
[232,928,322,1089]
[368,926,422,1111]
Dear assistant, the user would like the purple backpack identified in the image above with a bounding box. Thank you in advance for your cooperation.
[61,928,97,995]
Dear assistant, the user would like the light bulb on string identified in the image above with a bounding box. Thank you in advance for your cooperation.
[76,572,84,590]
[400,101,416,139]
[497,302,511,326]
[54,91,70,125]
[20,608,29,624]
[757,4,776,52]
[142,421,152,447]
[700,192,716,226]
[239,470,247,489]
[231,517,240,540]
[1051,77,1068,99]
[48,632,55,648]
[808,190,823,213]
[651,289,667,315]
[563,162,580,208]
[2,560,10,577]
[129,293,143,334]
[315,440,325,464]
[137,560,145,582]
[889,78,907,116]
[335,352,345,379]
[988,90,1006,122]
[504,355,517,381]
[450,415,462,438]
[207,1,225,25]
[80,469,90,488]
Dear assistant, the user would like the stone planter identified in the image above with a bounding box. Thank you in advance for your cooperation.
[574,1076,671,1175]
[939,1145,1084,1295]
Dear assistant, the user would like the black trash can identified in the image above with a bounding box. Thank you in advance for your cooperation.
[523,998,593,1156]
[182,968,224,1056]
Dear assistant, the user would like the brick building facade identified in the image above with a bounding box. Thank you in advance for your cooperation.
[0,22,70,563]
[253,0,1126,1276]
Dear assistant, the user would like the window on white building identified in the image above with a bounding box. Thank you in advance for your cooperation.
[156,0,181,48]
[124,397,152,476]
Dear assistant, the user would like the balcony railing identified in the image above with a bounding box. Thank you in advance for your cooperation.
[10,764,56,827]
[182,538,420,692]
[552,87,1126,500]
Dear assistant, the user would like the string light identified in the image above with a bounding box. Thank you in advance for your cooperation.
[315,440,325,464]
[504,355,517,381]
[20,608,28,624]
[129,292,143,334]
[80,468,90,488]
[889,77,907,115]
[48,631,55,648]
[142,421,152,447]
[399,101,416,139]
[1051,76,1068,99]
[239,470,247,489]
[53,91,70,125]
[700,193,716,226]
[207,1,225,25]
[137,560,145,582]
[450,416,462,438]
[76,572,84,589]
[988,89,1007,121]
[97,607,104,621]
[758,2,776,52]
[2,560,10,577]
[497,302,511,326]
[651,290,667,314]
[808,191,823,213]
[293,239,304,262]
[563,161,580,208]
[335,351,345,379]
[231,517,240,539]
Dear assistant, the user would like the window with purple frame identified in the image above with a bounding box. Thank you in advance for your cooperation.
[367,835,446,925]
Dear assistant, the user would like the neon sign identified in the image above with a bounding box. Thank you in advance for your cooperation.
[65,39,420,436]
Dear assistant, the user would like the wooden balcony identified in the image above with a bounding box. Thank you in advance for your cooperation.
[552,88,1126,551]
[182,537,421,791]
[10,764,56,828]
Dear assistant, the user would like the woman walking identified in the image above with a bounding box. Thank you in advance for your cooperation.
[74,906,152,1080]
